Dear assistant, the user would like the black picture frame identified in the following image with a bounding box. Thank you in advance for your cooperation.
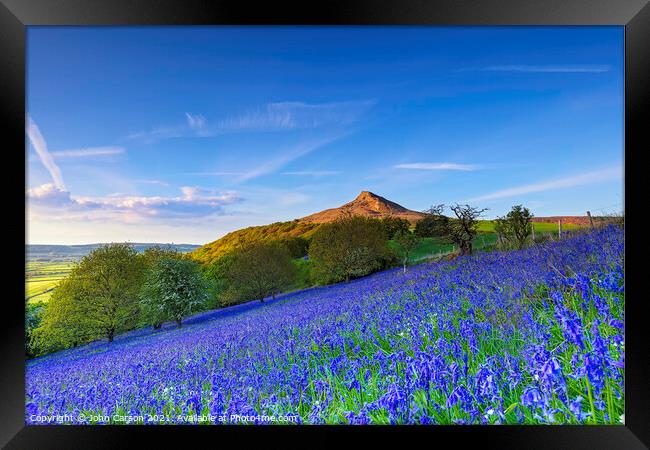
[1,0,647,448]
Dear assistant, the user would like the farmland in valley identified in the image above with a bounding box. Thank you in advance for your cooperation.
[25,261,74,304]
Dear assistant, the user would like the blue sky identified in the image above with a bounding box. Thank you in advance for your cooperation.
[26,26,624,244]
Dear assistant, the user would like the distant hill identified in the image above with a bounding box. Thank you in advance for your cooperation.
[531,216,607,226]
[300,191,425,224]
[27,243,201,262]
[192,191,425,265]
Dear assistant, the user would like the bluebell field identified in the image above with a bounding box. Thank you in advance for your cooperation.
[26,226,624,425]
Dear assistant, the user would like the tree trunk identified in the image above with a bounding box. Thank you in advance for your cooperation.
[153,323,162,330]
[176,318,182,328]
[107,330,114,343]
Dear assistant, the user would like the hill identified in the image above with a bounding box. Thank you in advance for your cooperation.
[300,191,425,224]
[191,191,425,265]
[27,243,201,262]
[191,220,320,265]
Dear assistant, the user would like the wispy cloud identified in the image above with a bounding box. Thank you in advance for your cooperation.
[395,162,481,171]
[26,115,66,190]
[189,171,245,176]
[27,184,242,221]
[461,65,611,73]
[127,100,375,143]
[185,112,206,131]
[282,170,341,176]
[466,165,622,202]
[50,146,125,159]
[236,135,344,182]
[134,179,169,186]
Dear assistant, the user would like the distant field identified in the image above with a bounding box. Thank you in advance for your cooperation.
[25,261,74,303]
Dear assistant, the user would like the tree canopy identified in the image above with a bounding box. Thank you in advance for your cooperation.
[224,241,297,303]
[140,258,209,327]
[494,205,534,250]
[309,216,390,283]
[32,243,145,354]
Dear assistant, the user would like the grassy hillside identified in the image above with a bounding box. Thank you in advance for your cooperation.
[191,220,321,265]
[194,219,580,266]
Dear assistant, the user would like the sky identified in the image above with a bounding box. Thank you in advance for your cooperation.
[26,26,624,245]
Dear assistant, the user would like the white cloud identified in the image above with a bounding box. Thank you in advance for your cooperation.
[471,65,611,73]
[466,165,622,202]
[127,100,375,143]
[236,135,344,182]
[282,171,341,176]
[26,115,66,190]
[27,184,74,206]
[395,162,481,171]
[185,113,206,131]
[50,146,125,159]
[27,184,242,221]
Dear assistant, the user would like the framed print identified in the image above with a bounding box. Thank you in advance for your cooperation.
[1,0,648,448]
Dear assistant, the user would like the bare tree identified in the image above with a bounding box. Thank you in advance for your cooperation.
[416,204,487,256]
[447,204,488,256]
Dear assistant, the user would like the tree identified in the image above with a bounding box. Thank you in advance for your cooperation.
[139,258,209,327]
[203,252,239,307]
[140,246,183,329]
[309,216,390,283]
[393,230,420,273]
[226,241,297,303]
[380,217,410,240]
[25,302,45,358]
[275,236,310,258]
[142,245,183,267]
[447,204,488,256]
[494,205,533,250]
[31,277,98,355]
[415,205,450,238]
[416,204,487,256]
[32,243,145,353]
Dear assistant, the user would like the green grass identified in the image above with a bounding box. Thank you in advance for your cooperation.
[389,233,499,262]
[477,220,581,233]
[25,261,74,303]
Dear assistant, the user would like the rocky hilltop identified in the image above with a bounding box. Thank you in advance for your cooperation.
[299,191,425,224]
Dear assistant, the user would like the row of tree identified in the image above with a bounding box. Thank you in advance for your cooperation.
[30,244,208,356]
[28,204,536,357]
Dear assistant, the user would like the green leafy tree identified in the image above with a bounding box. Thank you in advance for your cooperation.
[31,277,98,355]
[140,258,209,327]
[226,241,297,303]
[25,302,45,357]
[415,205,450,238]
[275,236,310,258]
[203,252,239,307]
[393,230,420,273]
[32,243,144,354]
[309,216,389,283]
[140,246,183,328]
[494,205,534,249]
[381,217,410,240]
